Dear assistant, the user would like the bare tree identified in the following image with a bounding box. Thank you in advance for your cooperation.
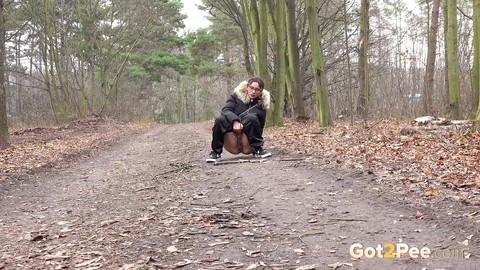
[357,0,370,119]
[285,0,306,119]
[343,0,354,123]
[271,0,287,126]
[474,0,480,128]
[306,0,332,126]
[0,0,8,149]
[423,0,441,115]
[242,0,271,86]
[446,0,461,119]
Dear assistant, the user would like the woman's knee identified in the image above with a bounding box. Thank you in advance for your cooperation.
[214,115,229,127]
[242,114,260,125]
[215,115,227,123]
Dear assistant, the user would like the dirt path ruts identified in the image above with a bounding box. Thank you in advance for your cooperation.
[0,122,479,269]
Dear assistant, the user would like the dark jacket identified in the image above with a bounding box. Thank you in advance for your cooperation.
[221,81,271,128]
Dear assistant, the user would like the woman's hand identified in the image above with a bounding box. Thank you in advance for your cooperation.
[233,121,243,132]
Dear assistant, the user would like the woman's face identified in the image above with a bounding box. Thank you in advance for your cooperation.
[247,82,262,99]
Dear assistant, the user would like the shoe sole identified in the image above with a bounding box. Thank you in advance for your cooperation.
[254,153,272,158]
[206,158,219,163]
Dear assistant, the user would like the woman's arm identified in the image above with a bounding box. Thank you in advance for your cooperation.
[221,94,241,124]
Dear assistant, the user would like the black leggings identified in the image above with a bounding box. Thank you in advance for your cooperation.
[211,114,264,153]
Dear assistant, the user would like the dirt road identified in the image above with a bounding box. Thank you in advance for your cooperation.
[1,122,479,269]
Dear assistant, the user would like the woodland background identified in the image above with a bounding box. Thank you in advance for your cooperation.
[1,3,479,268]
[0,0,479,149]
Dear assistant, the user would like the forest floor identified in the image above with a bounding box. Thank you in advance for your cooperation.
[0,115,479,269]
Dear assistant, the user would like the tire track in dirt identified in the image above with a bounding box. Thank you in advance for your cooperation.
[1,122,479,269]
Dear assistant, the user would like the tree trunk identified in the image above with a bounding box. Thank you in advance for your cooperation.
[242,0,270,86]
[14,35,24,120]
[306,0,332,126]
[272,0,286,126]
[42,0,60,123]
[473,0,480,122]
[357,0,370,119]
[423,0,440,116]
[79,58,88,116]
[242,0,273,126]
[257,0,270,87]
[285,0,306,119]
[446,0,461,119]
[343,0,354,124]
[0,0,9,149]
[474,0,480,129]
[443,0,450,112]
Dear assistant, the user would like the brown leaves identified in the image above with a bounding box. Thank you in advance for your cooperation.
[0,116,153,181]
[265,119,480,203]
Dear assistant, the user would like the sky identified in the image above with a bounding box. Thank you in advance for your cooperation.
[179,0,419,32]
[403,0,420,13]
[181,0,211,31]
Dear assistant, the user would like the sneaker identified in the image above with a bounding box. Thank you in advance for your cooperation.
[254,148,272,158]
[206,151,221,163]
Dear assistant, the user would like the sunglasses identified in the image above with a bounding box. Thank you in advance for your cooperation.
[248,84,262,93]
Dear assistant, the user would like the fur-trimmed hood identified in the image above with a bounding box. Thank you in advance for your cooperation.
[233,81,271,109]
